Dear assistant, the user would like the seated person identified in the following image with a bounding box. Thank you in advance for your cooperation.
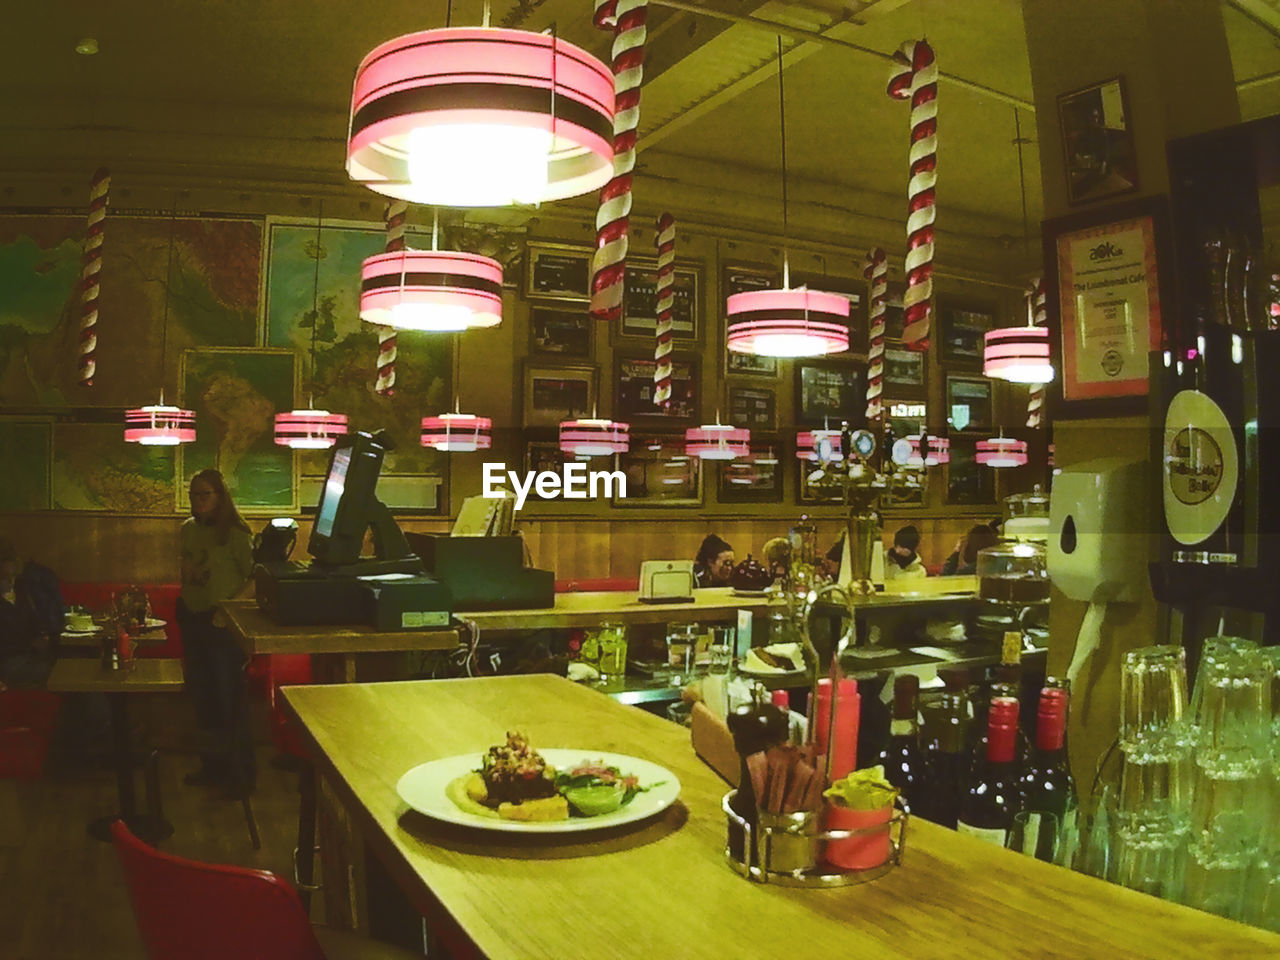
[693,534,735,588]
[823,524,926,581]
[0,537,64,689]
[943,524,1001,576]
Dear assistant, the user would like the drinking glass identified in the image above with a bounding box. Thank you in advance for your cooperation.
[595,622,628,679]
[1005,810,1061,862]
[1193,646,1272,777]
[1113,823,1187,901]
[1120,645,1190,753]
[1183,825,1251,921]
[1188,636,1257,733]
[665,624,698,680]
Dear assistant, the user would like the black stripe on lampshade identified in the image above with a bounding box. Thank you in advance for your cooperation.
[983,326,1053,383]
[421,413,492,452]
[124,405,196,445]
[559,418,629,457]
[274,410,349,450]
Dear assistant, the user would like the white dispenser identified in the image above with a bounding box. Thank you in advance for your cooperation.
[1048,457,1150,686]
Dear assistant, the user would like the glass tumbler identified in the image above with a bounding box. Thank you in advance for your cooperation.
[595,622,628,678]
[1120,645,1190,753]
[665,624,698,679]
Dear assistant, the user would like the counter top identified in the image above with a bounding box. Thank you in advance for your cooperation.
[282,675,1278,959]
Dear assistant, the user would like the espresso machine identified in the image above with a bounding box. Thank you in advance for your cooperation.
[1150,116,1280,673]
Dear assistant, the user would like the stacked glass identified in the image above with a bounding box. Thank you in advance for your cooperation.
[1114,645,1193,900]
[1252,647,1280,932]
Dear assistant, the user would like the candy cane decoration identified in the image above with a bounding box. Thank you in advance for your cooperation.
[78,167,110,386]
[1026,277,1048,428]
[864,247,888,421]
[375,200,406,397]
[589,0,648,322]
[653,214,675,407]
[887,40,937,351]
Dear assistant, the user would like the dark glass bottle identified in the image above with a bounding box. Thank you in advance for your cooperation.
[969,632,1029,772]
[957,696,1022,846]
[1019,685,1076,861]
[919,668,971,828]
[726,684,790,862]
[879,675,924,813]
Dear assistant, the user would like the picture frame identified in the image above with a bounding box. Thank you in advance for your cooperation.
[791,269,868,353]
[1042,196,1171,418]
[612,437,703,507]
[796,459,845,505]
[529,306,593,359]
[727,351,779,378]
[938,302,996,367]
[524,241,592,301]
[722,262,781,378]
[615,353,699,424]
[522,439,571,503]
[883,347,927,399]
[521,361,597,428]
[795,360,867,427]
[1058,76,1139,206]
[618,257,701,343]
[945,436,997,505]
[945,375,994,432]
[728,386,777,431]
[718,442,783,503]
[883,283,906,342]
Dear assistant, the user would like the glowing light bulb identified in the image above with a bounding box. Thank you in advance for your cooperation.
[388,301,473,332]
[749,333,830,358]
[407,124,552,207]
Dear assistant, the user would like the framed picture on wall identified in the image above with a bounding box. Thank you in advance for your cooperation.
[719,444,783,503]
[613,437,703,507]
[521,362,597,428]
[529,307,593,359]
[524,241,592,301]
[1058,76,1139,206]
[946,436,997,505]
[795,360,866,426]
[728,386,776,431]
[938,302,996,367]
[619,258,701,343]
[791,268,868,352]
[796,460,844,505]
[727,351,779,378]
[945,375,994,432]
[883,347,927,399]
[522,440,572,503]
[615,354,698,423]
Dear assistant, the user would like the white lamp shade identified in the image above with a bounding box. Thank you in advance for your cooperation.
[421,413,492,452]
[359,249,503,331]
[124,405,196,446]
[274,410,348,449]
[726,288,850,358]
[685,424,750,460]
[559,418,629,457]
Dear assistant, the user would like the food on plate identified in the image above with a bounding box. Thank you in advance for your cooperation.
[742,642,804,673]
[481,731,558,803]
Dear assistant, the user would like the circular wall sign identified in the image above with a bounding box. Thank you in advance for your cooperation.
[1162,390,1238,546]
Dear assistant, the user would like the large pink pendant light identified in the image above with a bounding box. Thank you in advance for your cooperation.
[125,203,195,446]
[275,202,349,450]
[983,325,1053,383]
[560,418,629,457]
[685,422,750,461]
[421,412,492,452]
[976,436,1028,467]
[347,26,616,207]
[725,39,849,359]
[359,212,503,333]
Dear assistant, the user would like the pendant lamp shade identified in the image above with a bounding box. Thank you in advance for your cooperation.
[726,288,850,358]
[360,250,503,332]
[795,429,843,462]
[274,410,348,450]
[421,413,492,452]
[983,326,1053,383]
[125,404,196,446]
[347,28,616,207]
[907,435,950,466]
[976,437,1028,467]
[685,424,750,460]
[559,418,629,457]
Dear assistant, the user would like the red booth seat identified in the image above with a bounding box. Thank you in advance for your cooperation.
[61,583,183,659]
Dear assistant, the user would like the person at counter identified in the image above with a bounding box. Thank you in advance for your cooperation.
[693,534,735,588]
[942,523,1000,576]
[178,469,256,799]
[0,537,62,689]
[823,525,927,581]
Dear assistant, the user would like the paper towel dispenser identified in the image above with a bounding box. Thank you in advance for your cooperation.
[1048,457,1149,603]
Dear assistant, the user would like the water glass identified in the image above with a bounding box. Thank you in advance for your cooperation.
[595,622,628,678]
[1005,810,1062,863]
[1113,823,1187,901]
[1120,645,1190,754]
[665,624,698,677]
[1183,833,1250,921]
[1116,744,1192,834]
[1188,636,1257,730]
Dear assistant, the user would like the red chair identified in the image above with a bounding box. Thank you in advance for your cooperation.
[0,689,61,779]
[110,819,423,960]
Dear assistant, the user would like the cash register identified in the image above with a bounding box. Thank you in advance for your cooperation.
[254,430,450,629]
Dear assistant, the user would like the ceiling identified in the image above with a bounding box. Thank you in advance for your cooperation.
[3,0,1278,280]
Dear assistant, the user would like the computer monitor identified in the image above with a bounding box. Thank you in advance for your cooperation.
[308,431,389,567]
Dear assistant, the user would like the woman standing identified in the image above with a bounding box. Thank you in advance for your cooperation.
[178,469,255,798]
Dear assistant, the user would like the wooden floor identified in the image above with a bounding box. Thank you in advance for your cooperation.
[0,692,306,960]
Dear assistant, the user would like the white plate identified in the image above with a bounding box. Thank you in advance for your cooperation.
[62,627,102,637]
[143,618,167,629]
[396,749,681,833]
[731,588,770,598]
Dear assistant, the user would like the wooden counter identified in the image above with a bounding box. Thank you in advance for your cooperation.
[282,675,1278,960]
[220,600,461,657]
[459,585,774,632]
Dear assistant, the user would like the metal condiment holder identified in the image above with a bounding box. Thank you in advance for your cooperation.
[723,791,908,887]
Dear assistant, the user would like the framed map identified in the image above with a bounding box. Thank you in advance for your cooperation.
[0,419,51,510]
[52,421,175,513]
[179,347,297,513]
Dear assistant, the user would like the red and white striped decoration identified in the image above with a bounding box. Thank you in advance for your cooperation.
[864,247,888,420]
[560,418,630,457]
[653,213,675,406]
[375,201,407,397]
[124,405,195,446]
[685,423,749,461]
[795,429,843,463]
[78,167,110,386]
[976,437,1028,468]
[887,40,937,351]
[907,434,949,467]
[589,0,648,322]
[421,413,492,452]
[1025,277,1048,428]
[273,410,349,450]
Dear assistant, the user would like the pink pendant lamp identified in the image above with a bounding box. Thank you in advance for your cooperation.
[125,204,195,446]
[685,422,750,461]
[976,436,1028,467]
[907,434,950,467]
[360,248,503,332]
[559,418,629,457]
[421,412,492,452]
[347,28,615,207]
[983,326,1053,383]
[795,429,843,463]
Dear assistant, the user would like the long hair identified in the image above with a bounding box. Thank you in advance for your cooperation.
[696,533,732,567]
[190,469,251,545]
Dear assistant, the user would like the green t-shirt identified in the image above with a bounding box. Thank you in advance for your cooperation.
[180,517,253,613]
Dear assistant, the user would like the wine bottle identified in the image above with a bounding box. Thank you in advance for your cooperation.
[879,674,924,812]
[1018,684,1076,862]
[919,668,971,828]
[968,632,1028,772]
[957,696,1023,846]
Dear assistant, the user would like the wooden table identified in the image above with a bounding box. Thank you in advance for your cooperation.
[48,658,185,843]
[282,675,1280,959]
